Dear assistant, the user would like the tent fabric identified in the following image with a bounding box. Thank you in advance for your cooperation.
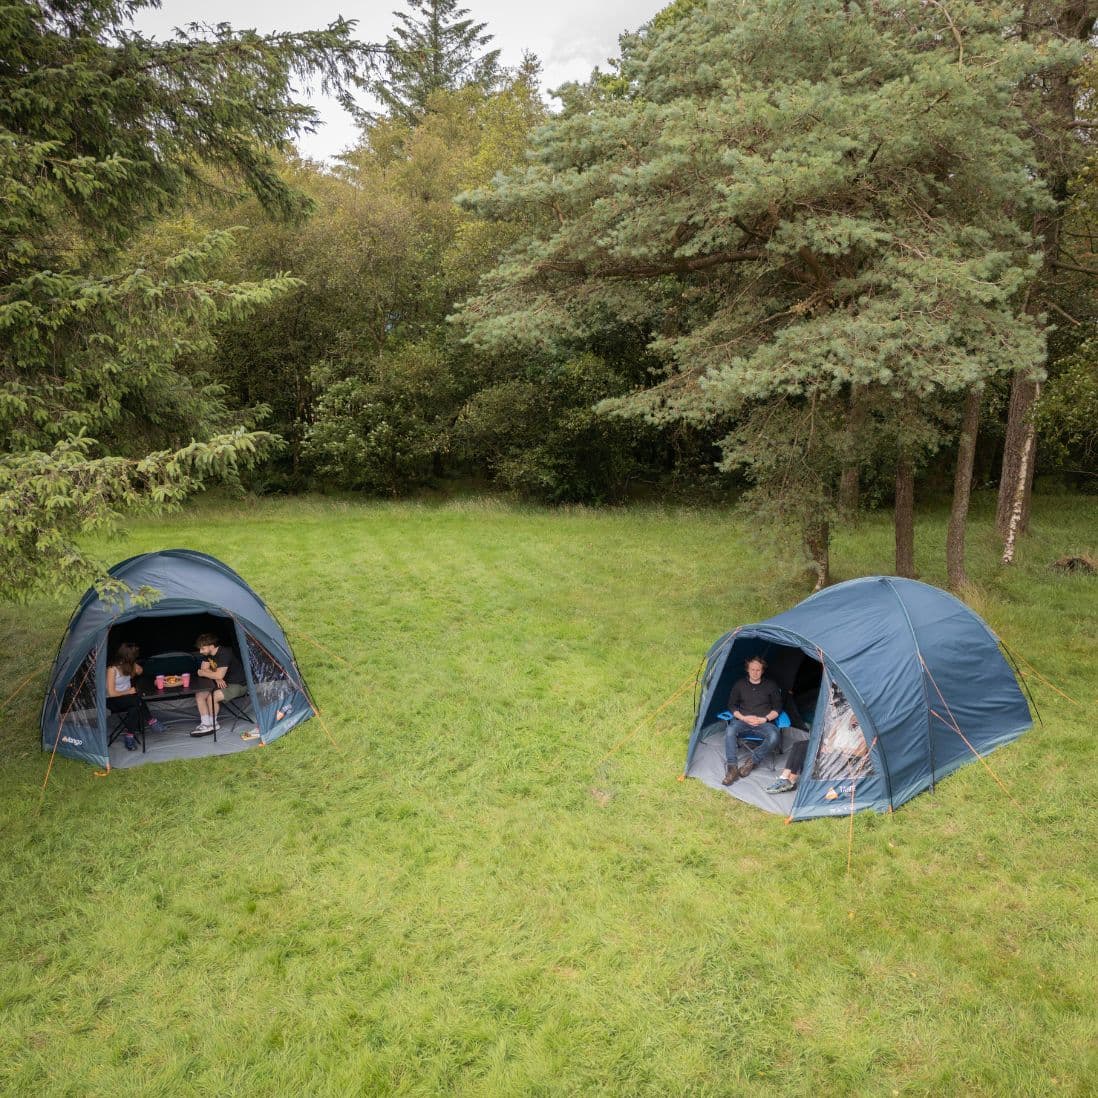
[685,577,1032,820]
[41,550,313,769]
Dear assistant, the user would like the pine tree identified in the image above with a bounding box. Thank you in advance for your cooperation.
[995,1,1096,555]
[457,0,1064,585]
[0,0,370,598]
[373,0,502,125]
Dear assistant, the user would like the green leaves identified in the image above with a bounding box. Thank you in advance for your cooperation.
[0,0,373,598]
[0,430,278,600]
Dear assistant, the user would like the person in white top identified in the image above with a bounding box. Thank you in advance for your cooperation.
[107,643,165,750]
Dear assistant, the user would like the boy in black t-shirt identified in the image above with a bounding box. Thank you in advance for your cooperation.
[191,632,247,736]
[721,656,782,785]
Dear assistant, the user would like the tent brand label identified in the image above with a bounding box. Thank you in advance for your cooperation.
[824,788,839,801]
[61,735,83,747]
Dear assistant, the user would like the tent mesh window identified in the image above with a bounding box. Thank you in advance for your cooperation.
[244,631,300,716]
[811,678,874,781]
[57,647,100,740]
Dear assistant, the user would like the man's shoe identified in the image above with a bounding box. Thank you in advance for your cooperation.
[190,724,215,738]
[721,762,739,786]
[123,733,137,751]
[147,718,166,735]
[738,759,755,778]
[766,778,796,794]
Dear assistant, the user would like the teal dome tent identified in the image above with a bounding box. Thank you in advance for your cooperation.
[686,577,1032,820]
[42,550,314,769]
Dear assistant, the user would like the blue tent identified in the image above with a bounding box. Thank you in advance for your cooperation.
[685,577,1032,820]
[42,550,314,769]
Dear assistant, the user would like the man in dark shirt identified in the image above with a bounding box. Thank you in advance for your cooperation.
[722,656,782,784]
[191,632,247,736]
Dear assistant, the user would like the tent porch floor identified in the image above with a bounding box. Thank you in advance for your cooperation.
[108,703,262,769]
[687,722,811,816]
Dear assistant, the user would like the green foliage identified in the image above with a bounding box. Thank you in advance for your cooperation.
[454,353,645,502]
[0,430,276,600]
[0,0,370,597]
[304,341,463,494]
[371,0,503,125]
[0,495,1095,1093]
[207,78,552,493]
[1035,338,1098,477]
[458,0,1070,518]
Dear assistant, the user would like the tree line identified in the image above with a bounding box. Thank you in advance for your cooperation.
[1,0,1095,600]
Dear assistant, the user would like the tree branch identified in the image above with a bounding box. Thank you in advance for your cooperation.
[537,248,766,279]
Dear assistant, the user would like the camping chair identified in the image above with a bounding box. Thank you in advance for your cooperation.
[217,692,253,728]
[107,710,146,753]
[206,644,253,729]
[717,710,789,771]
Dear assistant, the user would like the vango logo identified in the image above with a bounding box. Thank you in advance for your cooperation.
[61,735,84,746]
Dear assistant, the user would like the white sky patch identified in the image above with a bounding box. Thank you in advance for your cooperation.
[130,1,666,160]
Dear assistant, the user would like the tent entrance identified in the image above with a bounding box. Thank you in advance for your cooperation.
[105,610,261,770]
[106,610,230,666]
[689,644,824,815]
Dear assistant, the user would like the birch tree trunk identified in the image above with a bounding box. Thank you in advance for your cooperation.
[1002,381,1041,565]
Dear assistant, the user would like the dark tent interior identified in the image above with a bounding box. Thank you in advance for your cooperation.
[106,611,239,672]
[703,640,824,731]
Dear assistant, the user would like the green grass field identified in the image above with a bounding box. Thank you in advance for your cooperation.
[0,493,1095,1096]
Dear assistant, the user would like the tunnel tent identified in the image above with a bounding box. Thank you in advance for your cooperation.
[41,549,314,770]
[685,576,1033,821]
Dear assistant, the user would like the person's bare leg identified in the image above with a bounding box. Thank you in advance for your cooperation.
[211,688,223,726]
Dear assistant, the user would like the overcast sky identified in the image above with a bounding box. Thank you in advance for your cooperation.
[132,1,667,160]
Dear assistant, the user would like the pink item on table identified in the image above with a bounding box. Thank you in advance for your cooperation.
[181,673,191,687]
[155,675,165,690]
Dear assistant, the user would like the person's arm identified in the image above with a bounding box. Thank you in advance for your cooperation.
[729,681,746,722]
[207,650,229,688]
[133,662,143,677]
[765,682,781,723]
[197,655,227,681]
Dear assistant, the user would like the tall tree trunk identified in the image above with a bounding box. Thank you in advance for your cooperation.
[947,388,982,591]
[1002,381,1041,565]
[839,386,865,516]
[895,455,915,578]
[805,519,830,592]
[996,375,1039,537]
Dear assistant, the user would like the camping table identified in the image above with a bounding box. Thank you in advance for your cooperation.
[135,676,202,729]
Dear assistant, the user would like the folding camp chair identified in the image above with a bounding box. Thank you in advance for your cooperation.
[218,692,253,728]
[107,710,146,753]
[718,710,790,771]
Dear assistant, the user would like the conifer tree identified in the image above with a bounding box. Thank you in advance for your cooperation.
[457,0,1063,585]
[995,1,1096,554]
[0,0,370,598]
[373,0,501,125]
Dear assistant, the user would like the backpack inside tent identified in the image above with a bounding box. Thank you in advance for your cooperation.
[685,577,1032,820]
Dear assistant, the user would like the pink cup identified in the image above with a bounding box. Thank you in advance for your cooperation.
[181,673,191,688]
[155,675,165,690]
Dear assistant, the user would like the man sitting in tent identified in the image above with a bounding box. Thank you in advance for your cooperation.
[721,656,782,785]
[191,633,247,737]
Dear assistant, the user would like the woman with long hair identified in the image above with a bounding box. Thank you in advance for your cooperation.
[107,643,165,750]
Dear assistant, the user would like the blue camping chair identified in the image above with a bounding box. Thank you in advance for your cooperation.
[717,710,790,770]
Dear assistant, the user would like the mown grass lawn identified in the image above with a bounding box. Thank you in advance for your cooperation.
[0,492,1094,1096]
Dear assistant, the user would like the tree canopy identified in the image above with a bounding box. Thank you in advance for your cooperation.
[372,0,502,125]
[0,0,370,597]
